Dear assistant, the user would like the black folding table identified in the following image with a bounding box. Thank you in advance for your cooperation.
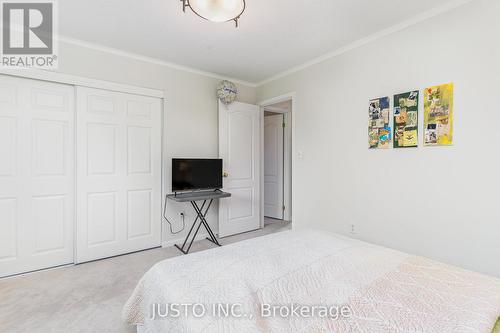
[166,190,231,254]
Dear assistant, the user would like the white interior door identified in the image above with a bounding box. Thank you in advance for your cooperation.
[0,75,74,277]
[76,87,162,263]
[218,101,260,237]
[264,114,284,219]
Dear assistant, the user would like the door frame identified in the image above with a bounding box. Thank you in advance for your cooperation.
[0,68,163,98]
[259,92,296,227]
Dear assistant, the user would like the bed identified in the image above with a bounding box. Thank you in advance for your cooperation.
[123,230,500,333]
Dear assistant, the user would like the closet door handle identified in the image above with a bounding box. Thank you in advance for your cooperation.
[223,171,229,178]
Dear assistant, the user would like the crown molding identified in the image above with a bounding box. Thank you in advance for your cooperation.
[256,0,474,86]
[58,36,257,87]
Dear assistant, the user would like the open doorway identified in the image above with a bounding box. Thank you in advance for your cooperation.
[260,97,293,228]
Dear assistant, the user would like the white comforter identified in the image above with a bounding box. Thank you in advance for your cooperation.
[123,230,500,333]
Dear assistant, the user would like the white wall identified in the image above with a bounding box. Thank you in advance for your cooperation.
[257,0,500,277]
[56,41,256,245]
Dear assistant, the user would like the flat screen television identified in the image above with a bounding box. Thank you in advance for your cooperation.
[172,158,223,192]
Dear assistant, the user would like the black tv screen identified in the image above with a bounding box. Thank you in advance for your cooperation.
[172,159,223,192]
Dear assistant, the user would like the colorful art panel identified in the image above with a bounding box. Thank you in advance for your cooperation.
[368,97,391,149]
[393,91,419,148]
[424,83,453,146]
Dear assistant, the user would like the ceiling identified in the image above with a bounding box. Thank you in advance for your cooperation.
[59,0,463,84]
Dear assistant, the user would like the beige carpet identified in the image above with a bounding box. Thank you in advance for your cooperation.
[0,220,291,333]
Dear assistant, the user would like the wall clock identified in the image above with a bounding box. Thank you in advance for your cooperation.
[217,80,238,105]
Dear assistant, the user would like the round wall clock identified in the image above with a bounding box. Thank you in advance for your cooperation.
[217,80,238,105]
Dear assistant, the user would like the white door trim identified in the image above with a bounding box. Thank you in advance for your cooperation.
[0,68,164,98]
[259,93,296,227]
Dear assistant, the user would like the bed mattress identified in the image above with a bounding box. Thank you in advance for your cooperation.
[123,230,500,333]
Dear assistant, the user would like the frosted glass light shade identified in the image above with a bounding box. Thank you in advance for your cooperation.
[188,0,245,23]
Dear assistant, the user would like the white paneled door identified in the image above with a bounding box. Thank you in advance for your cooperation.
[76,87,162,263]
[264,114,284,220]
[218,101,261,237]
[0,75,75,278]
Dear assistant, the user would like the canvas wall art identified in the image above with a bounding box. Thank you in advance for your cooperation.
[393,91,419,148]
[424,83,454,146]
[368,97,391,149]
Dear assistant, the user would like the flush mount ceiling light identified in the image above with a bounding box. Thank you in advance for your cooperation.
[181,0,246,27]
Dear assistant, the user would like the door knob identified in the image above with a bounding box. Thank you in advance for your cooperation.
[223,171,229,178]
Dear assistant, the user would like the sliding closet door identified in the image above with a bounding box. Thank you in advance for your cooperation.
[76,87,162,263]
[0,75,75,278]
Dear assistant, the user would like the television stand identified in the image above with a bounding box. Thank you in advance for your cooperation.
[166,191,231,254]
